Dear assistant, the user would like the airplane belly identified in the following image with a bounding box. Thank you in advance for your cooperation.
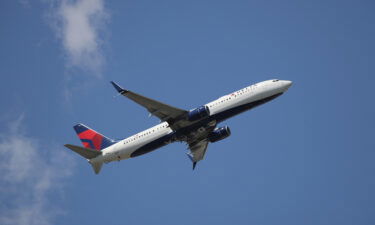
[130,132,174,157]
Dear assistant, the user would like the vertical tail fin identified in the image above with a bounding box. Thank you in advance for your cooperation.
[73,124,117,151]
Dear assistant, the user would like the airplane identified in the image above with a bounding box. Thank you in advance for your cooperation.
[65,79,292,174]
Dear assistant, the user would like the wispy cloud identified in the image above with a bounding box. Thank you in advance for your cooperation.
[54,0,109,76]
[19,0,31,8]
[0,116,75,225]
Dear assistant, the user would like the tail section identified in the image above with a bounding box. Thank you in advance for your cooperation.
[73,124,117,151]
[64,144,101,159]
[90,161,103,174]
[65,123,115,174]
[64,144,104,174]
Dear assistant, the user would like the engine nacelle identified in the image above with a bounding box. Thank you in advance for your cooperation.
[188,105,210,121]
[208,126,231,143]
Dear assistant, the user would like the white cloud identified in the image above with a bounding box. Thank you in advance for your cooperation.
[0,116,75,225]
[55,0,109,76]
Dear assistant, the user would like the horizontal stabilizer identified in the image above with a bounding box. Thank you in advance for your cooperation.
[90,161,103,174]
[64,144,102,159]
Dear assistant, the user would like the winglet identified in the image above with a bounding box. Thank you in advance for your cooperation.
[186,153,197,170]
[192,162,197,170]
[110,81,128,94]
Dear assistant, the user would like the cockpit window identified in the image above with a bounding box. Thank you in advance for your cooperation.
[272,79,279,82]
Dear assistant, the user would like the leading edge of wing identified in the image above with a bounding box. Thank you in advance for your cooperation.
[110,81,188,123]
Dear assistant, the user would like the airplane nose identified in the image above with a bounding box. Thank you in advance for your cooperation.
[282,80,292,92]
[285,80,293,88]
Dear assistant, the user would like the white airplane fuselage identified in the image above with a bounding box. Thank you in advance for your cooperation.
[89,79,292,166]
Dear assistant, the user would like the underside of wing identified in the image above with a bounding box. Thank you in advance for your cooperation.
[185,122,217,169]
[187,140,209,170]
[111,81,188,124]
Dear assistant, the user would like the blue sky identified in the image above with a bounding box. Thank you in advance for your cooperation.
[1,0,375,225]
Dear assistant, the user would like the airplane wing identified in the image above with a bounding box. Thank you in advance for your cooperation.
[185,122,217,169]
[187,140,209,170]
[111,81,188,123]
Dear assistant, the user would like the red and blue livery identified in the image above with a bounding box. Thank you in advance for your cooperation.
[74,124,117,151]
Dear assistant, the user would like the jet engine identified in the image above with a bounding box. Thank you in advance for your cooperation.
[188,105,210,121]
[208,126,231,143]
